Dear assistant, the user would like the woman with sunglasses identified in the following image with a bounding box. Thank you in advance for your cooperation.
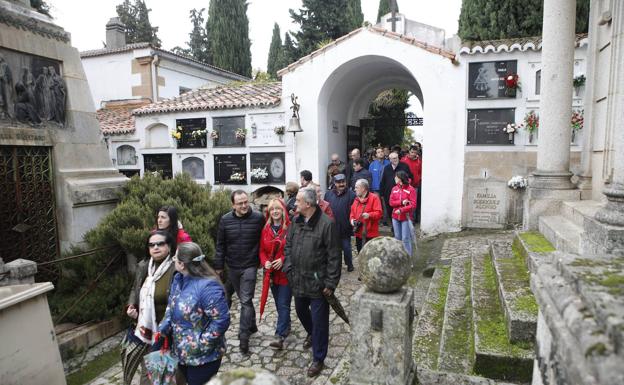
[157,242,230,385]
[156,205,192,254]
[124,230,177,384]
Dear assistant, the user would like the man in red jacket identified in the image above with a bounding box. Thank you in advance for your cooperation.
[349,179,383,252]
[401,145,422,223]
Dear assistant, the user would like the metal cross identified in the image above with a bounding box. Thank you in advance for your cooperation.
[386,0,401,32]
[469,114,480,142]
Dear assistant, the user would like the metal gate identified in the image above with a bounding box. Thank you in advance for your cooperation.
[0,146,58,275]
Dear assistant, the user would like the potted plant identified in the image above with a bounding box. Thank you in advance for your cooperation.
[274,125,285,142]
[570,109,584,143]
[523,110,539,143]
[573,74,586,96]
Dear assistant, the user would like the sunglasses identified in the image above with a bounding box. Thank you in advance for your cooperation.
[148,241,167,248]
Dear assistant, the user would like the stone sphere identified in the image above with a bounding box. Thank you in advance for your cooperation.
[358,236,411,293]
[207,368,288,385]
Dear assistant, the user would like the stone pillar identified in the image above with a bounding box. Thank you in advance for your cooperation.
[595,1,624,226]
[350,237,415,385]
[0,258,37,287]
[532,0,576,189]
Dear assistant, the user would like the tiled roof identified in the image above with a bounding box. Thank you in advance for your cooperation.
[133,82,282,116]
[459,33,588,55]
[277,26,457,76]
[96,100,149,135]
[80,43,248,81]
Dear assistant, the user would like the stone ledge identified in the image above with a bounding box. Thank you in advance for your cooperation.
[471,253,533,383]
[490,241,537,343]
[538,215,582,254]
[56,318,123,360]
[417,368,517,385]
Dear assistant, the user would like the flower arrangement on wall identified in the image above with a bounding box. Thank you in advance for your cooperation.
[229,172,245,182]
[507,176,528,190]
[250,167,268,181]
[523,110,539,143]
[191,129,207,139]
[235,128,247,140]
[170,126,183,140]
[571,110,584,143]
[210,130,219,140]
[502,123,519,140]
[274,125,285,136]
[505,73,521,96]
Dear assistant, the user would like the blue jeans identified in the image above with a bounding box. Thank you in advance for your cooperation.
[178,358,221,385]
[270,283,292,337]
[392,218,413,256]
[294,296,329,362]
[340,237,353,268]
[228,267,257,340]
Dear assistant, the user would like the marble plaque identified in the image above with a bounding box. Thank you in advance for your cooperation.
[465,179,508,229]
[214,154,247,185]
[250,152,285,184]
[247,113,285,146]
[468,60,517,99]
[467,108,515,145]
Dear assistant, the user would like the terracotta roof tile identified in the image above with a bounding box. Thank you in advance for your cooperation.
[277,26,457,76]
[96,101,148,135]
[459,33,588,55]
[133,82,282,116]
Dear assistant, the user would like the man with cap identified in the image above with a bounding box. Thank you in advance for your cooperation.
[324,174,356,271]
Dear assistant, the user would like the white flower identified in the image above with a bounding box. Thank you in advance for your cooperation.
[230,172,245,181]
[250,167,269,180]
[507,175,528,189]
[503,123,518,134]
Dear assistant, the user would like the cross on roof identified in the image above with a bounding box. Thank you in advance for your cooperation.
[386,0,401,32]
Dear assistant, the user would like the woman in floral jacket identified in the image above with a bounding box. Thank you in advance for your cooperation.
[389,170,417,256]
[157,242,230,385]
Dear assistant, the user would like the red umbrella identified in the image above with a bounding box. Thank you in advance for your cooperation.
[259,239,281,321]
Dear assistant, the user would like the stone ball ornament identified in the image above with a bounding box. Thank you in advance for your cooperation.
[358,236,411,293]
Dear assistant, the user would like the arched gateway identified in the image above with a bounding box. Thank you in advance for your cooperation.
[279,26,463,235]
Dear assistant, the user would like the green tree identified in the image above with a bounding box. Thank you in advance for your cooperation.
[208,0,252,77]
[289,0,353,57]
[280,32,297,67]
[267,23,282,79]
[346,0,364,30]
[172,8,211,63]
[116,0,161,47]
[376,0,393,23]
[368,89,410,147]
[458,0,590,41]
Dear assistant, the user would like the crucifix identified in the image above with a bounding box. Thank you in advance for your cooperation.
[386,0,401,32]
[469,113,480,143]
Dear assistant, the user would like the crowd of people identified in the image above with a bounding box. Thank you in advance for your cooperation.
[121,143,422,383]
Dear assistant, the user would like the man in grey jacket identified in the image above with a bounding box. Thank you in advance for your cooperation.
[284,187,341,378]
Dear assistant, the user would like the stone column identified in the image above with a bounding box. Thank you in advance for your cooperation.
[596,2,624,226]
[532,0,577,189]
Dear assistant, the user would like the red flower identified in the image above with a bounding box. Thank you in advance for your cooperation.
[505,74,519,89]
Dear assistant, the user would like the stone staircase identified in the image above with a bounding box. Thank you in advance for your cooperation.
[414,232,545,384]
[537,200,602,254]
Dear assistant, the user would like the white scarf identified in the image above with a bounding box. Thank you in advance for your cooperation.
[135,256,172,344]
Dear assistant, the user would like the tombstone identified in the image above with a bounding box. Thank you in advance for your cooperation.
[464,178,508,229]
[0,1,126,262]
[351,237,415,385]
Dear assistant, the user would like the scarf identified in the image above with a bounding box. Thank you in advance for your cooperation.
[135,256,172,344]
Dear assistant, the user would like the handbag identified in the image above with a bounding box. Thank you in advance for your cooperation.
[120,325,148,385]
[144,336,178,385]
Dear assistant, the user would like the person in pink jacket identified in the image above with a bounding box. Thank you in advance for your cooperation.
[389,171,417,256]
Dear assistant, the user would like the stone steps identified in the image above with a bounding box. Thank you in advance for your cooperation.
[413,264,451,370]
[437,256,474,373]
[538,215,582,254]
[560,200,602,228]
[490,240,537,343]
[471,252,534,383]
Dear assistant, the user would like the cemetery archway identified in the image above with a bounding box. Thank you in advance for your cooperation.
[281,28,465,234]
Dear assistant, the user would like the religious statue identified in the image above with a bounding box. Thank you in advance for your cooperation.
[14,68,41,125]
[0,53,14,119]
[48,66,66,124]
[35,66,53,120]
[290,93,300,119]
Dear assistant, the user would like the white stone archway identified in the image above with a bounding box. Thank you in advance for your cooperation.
[280,27,465,235]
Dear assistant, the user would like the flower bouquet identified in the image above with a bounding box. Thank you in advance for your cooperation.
[170,126,182,140]
[504,73,521,96]
[229,172,245,182]
[191,129,207,139]
[235,128,247,141]
[250,167,269,181]
[210,130,219,140]
[570,110,584,143]
[274,125,285,142]
[523,110,539,143]
[502,123,518,141]
[507,176,528,190]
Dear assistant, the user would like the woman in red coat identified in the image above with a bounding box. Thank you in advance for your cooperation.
[259,198,292,350]
[389,171,417,256]
[156,205,192,254]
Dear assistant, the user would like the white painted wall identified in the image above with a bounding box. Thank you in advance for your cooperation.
[82,51,135,109]
[156,57,235,100]
[281,29,465,235]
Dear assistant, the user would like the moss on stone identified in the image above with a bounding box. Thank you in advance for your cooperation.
[218,368,257,384]
[66,346,121,385]
[518,231,555,253]
[585,342,608,357]
[514,294,539,315]
[494,242,539,317]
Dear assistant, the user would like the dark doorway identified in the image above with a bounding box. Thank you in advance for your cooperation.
[0,146,59,279]
[143,154,173,179]
[346,125,363,159]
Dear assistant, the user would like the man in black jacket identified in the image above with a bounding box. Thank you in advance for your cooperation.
[379,151,413,226]
[214,190,264,354]
[284,187,341,377]
[324,174,356,271]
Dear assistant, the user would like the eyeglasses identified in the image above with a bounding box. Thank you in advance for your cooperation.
[148,241,167,248]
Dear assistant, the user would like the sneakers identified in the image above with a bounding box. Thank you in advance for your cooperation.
[303,334,312,349]
[269,335,284,350]
[307,361,324,377]
[240,338,249,354]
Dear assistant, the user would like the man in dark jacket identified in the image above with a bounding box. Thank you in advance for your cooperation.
[284,187,341,378]
[324,174,356,271]
[379,151,413,227]
[214,190,264,354]
[350,158,372,191]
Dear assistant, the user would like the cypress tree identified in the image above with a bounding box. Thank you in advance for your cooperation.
[289,0,352,57]
[278,32,297,70]
[376,0,392,23]
[115,0,161,47]
[187,8,211,63]
[346,0,364,30]
[208,0,252,77]
[267,23,282,79]
[458,0,590,41]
